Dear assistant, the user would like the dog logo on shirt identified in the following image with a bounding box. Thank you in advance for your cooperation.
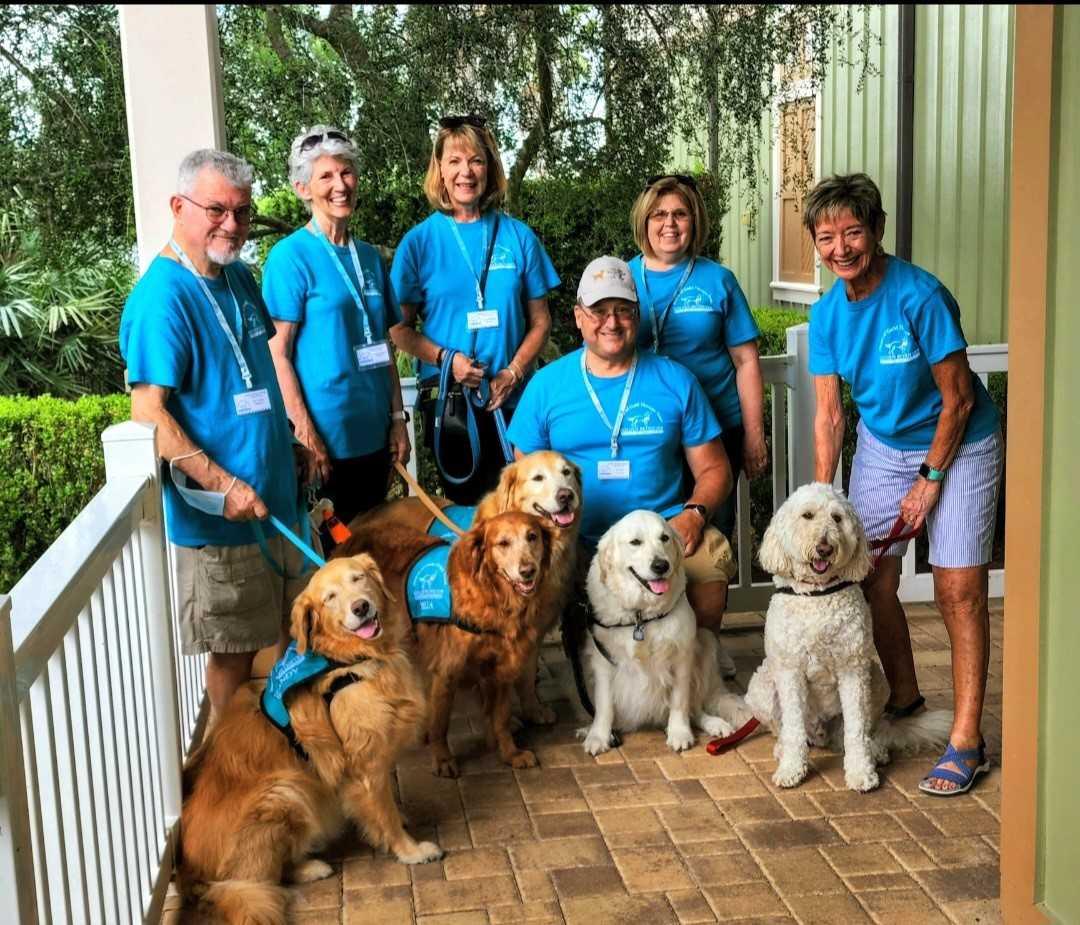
[489,244,517,272]
[242,301,266,340]
[673,285,714,314]
[878,324,920,365]
[621,402,665,437]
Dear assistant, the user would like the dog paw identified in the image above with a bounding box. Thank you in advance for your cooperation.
[507,749,538,769]
[700,715,734,738]
[397,840,444,864]
[845,767,880,792]
[772,760,809,788]
[432,755,459,778]
[666,725,696,753]
[582,728,613,756]
[289,858,334,883]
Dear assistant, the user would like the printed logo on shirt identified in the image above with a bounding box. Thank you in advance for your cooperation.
[489,244,518,272]
[412,561,446,600]
[242,300,266,339]
[673,285,714,314]
[878,324,920,365]
[621,402,665,437]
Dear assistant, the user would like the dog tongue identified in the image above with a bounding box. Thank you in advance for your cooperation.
[355,619,379,639]
[647,578,670,595]
[553,511,575,527]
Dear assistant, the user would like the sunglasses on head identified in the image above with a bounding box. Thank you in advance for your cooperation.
[299,130,349,154]
[439,113,488,130]
[645,173,699,191]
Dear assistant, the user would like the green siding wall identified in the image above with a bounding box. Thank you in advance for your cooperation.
[1040,7,1080,919]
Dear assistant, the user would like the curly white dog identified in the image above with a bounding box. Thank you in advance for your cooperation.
[746,483,951,791]
[579,510,746,755]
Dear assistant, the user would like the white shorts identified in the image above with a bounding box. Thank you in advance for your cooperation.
[847,420,1003,569]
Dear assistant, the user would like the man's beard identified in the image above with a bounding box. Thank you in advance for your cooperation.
[206,241,241,266]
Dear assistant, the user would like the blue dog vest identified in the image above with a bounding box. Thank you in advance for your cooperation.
[261,641,335,730]
[406,544,453,622]
[427,504,476,540]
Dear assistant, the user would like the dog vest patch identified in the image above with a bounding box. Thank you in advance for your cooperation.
[427,504,476,540]
[261,641,334,731]
[406,544,453,622]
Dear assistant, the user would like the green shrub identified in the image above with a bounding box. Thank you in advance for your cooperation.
[0,394,131,592]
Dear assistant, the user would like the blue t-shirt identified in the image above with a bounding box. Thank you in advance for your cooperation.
[507,348,722,546]
[119,256,298,548]
[262,229,402,458]
[631,255,759,430]
[808,257,1000,449]
[390,211,560,389]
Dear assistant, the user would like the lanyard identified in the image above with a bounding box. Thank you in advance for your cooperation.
[443,212,492,311]
[640,257,695,352]
[309,223,376,345]
[579,350,638,458]
[169,240,253,389]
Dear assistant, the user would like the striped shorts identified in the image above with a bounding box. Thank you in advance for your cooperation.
[847,420,1004,569]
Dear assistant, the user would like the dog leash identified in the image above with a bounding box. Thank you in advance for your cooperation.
[392,460,468,537]
[868,515,922,570]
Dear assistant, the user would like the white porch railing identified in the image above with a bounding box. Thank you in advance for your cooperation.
[725,323,1008,611]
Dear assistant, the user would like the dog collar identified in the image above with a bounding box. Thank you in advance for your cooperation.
[773,580,855,597]
[590,591,685,641]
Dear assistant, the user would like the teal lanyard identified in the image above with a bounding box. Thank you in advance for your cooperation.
[308,223,376,345]
[640,257,695,353]
[169,240,253,389]
[579,350,638,459]
[443,212,492,311]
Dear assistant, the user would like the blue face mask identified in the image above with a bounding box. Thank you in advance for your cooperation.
[169,459,226,518]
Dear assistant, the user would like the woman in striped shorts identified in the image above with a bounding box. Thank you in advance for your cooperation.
[804,173,1003,797]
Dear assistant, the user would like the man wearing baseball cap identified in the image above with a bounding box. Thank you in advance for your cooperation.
[507,255,735,629]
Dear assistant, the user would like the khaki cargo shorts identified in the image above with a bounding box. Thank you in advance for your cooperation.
[174,534,314,656]
[676,522,738,586]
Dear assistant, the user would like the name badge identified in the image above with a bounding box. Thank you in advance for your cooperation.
[233,388,271,416]
[355,341,391,370]
[466,309,500,331]
[597,459,631,480]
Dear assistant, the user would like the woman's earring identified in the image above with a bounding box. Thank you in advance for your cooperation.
[875,241,885,256]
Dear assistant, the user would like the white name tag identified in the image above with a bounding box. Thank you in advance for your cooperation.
[597,459,631,480]
[355,340,391,370]
[466,309,500,331]
[233,388,271,416]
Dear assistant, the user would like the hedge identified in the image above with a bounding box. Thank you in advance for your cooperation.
[0,394,132,593]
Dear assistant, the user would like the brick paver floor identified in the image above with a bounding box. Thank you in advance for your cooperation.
[164,600,1003,925]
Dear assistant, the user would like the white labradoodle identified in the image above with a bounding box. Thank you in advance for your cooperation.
[579,510,746,755]
[746,483,951,792]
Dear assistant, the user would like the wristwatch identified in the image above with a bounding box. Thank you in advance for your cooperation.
[918,462,945,482]
[390,410,410,424]
[683,503,708,522]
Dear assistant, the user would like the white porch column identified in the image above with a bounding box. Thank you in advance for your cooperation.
[119,5,227,274]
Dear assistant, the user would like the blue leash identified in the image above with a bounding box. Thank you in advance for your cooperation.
[252,498,327,578]
[433,348,513,486]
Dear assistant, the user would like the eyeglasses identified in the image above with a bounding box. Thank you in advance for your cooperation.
[645,173,699,191]
[648,208,691,225]
[299,130,349,153]
[439,113,488,130]
[178,194,255,226]
[581,304,638,323]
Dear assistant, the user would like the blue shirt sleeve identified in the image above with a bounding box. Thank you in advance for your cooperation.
[808,303,837,375]
[390,229,423,306]
[679,367,723,446]
[506,374,551,453]
[262,244,307,324]
[519,224,561,301]
[721,274,759,347]
[120,288,191,391]
[378,252,403,328]
[907,286,968,365]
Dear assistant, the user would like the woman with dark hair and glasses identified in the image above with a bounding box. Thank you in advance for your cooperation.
[389,114,560,504]
[262,125,411,534]
[627,175,766,630]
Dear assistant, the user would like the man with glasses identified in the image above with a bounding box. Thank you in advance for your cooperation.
[507,256,736,629]
[120,149,310,722]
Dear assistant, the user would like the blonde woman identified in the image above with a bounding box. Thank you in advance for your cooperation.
[390,114,559,504]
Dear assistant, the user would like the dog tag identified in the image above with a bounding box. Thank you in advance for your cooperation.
[354,340,391,370]
[466,309,500,331]
[597,459,630,480]
[633,625,645,641]
[233,388,271,416]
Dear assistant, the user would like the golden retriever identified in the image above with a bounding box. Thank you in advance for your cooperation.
[178,555,441,925]
[336,512,557,777]
[352,450,581,725]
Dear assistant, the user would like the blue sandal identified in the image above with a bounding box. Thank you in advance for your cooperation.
[918,739,990,797]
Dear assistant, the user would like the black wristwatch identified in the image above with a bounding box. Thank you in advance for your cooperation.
[683,503,708,522]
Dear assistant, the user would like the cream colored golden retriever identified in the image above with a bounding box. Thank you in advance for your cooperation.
[178,555,441,925]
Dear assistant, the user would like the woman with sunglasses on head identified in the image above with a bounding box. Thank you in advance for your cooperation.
[627,175,767,630]
[262,125,410,535]
[389,114,560,504]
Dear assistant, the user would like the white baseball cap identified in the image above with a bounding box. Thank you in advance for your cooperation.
[576,256,638,307]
